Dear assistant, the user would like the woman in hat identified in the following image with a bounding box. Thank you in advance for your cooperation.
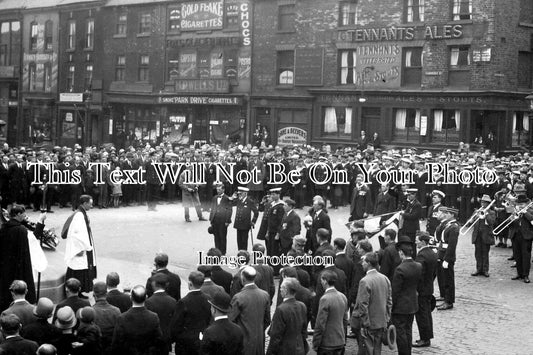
[54,306,77,355]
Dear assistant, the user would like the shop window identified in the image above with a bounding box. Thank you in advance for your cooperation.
[518,51,533,89]
[84,64,93,90]
[339,2,358,26]
[115,55,125,81]
[452,0,471,20]
[402,47,422,87]
[225,4,240,30]
[279,110,308,124]
[278,5,295,32]
[448,46,470,87]
[66,65,75,92]
[139,13,151,34]
[339,50,356,84]
[116,13,127,35]
[30,22,38,51]
[86,19,94,49]
[322,107,353,138]
[28,62,37,91]
[277,51,294,85]
[405,0,424,22]
[169,8,180,31]
[432,109,460,143]
[43,62,52,92]
[67,20,76,50]
[138,55,149,81]
[513,111,529,146]
[393,108,420,142]
[44,20,53,50]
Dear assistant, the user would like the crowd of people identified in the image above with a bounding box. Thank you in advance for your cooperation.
[0,137,530,355]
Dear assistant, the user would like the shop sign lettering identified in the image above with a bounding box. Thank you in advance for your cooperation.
[158,96,242,105]
[278,127,307,146]
[337,24,463,42]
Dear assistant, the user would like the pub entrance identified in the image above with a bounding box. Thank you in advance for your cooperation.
[471,110,505,154]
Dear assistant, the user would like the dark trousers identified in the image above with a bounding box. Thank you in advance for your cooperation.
[415,295,433,341]
[513,233,532,277]
[236,229,249,251]
[146,183,159,209]
[392,313,414,355]
[437,261,455,304]
[212,223,228,255]
[474,239,491,273]
[266,232,281,275]
[359,328,384,355]
[317,347,344,355]
[184,206,203,221]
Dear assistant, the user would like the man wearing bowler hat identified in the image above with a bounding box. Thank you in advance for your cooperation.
[435,206,459,310]
[510,194,533,283]
[470,194,496,278]
[231,186,259,251]
[201,291,244,355]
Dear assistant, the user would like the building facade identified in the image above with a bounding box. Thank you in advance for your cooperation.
[252,0,533,152]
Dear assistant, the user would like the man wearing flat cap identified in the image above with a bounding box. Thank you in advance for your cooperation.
[435,206,459,310]
[231,186,259,251]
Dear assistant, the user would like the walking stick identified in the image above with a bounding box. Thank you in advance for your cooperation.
[249,227,254,246]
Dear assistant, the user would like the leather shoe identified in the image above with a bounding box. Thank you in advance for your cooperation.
[199,217,207,221]
[507,256,515,261]
[524,277,531,284]
[471,272,481,276]
[413,340,431,347]
[435,297,445,302]
[511,275,523,280]
[482,272,490,277]
[511,263,517,268]
[437,302,453,310]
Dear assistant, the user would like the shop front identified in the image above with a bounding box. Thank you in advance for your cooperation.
[310,90,531,153]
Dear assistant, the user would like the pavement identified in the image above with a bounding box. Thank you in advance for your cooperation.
[32,203,533,355]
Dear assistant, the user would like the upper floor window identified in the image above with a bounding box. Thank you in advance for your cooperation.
[116,13,127,35]
[0,21,21,66]
[67,20,76,50]
[402,47,423,87]
[450,46,470,67]
[277,51,294,85]
[339,2,358,26]
[44,20,53,50]
[43,62,52,92]
[86,19,94,49]
[29,62,37,90]
[139,13,151,34]
[452,0,472,20]
[225,4,240,30]
[84,64,93,90]
[30,22,38,51]
[278,5,295,31]
[406,0,424,22]
[169,9,180,31]
[66,65,75,92]
[339,50,356,84]
[518,51,533,89]
[115,55,125,81]
[138,55,149,81]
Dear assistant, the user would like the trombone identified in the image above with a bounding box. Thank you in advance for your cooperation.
[459,200,495,235]
[493,201,533,235]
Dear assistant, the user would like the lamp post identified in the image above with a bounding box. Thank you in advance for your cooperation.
[358,66,375,103]
[526,93,533,148]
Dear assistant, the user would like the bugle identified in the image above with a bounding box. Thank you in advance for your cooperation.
[459,200,496,235]
[493,201,533,236]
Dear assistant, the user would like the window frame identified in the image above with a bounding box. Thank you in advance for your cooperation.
[277,50,295,85]
[116,13,127,35]
[225,3,240,30]
[405,0,425,22]
[321,106,353,139]
[66,65,75,92]
[139,12,151,34]
[30,22,38,51]
[43,62,52,92]
[339,2,358,26]
[449,45,470,68]
[402,47,423,87]
[44,20,53,51]
[278,4,295,32]
[452,0,472,21]
[84,64,93,90]
[115,55,126,81]
[431,109,460,144]
[28,62,37,91]
[67,20,76,50]
[339,50,357,85]
[85,18,94,49]
[138,55,150,82]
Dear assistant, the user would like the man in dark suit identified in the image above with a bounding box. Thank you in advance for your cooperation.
[333,238,354,292]
[305,197,332,253]
[91,282,121,355]
[266,188,285,275]
[146,253,182,302]
[426,190,444,237]
[312,269,348,354]
[52,278,90,326]
[351,252,392,355]
[435,206,459,309]
[400,188,422,256]
[350,175,372,221]
[251,244,276,301]
[279,199,301,255]
[105,272,132,313]
[470,195,496,277]
[413,232,438,348]
[232,187,259,251]
[201,290,244,355]
[1,280,35,328]
[172,271,212,355]
[509,194,533,283]
[210,183,233,255]
[111,285,165,354]
[198,265,226,301]
[391,236,422,355]
[146,273,177,353]
[229,266,271,355]
[267,277,309,355]
[0,313,38,354]
[206,248,233,294]
[379,229,402,283]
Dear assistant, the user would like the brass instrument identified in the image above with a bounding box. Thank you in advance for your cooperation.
[459,200,495,235]
[493,201,533,236]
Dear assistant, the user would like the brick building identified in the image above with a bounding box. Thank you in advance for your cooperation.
[251,0,533,152]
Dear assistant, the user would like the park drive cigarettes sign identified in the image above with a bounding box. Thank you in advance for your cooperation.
[278,127,307,146]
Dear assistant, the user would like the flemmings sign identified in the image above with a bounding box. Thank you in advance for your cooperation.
[175,0,223,31]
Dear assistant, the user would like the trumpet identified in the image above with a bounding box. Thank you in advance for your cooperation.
[459,200,495,235]
[493,201,533,235]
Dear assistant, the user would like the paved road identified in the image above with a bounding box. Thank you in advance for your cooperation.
[34,203,533,354]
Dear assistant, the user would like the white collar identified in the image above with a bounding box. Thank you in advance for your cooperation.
[214,315,228,321]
